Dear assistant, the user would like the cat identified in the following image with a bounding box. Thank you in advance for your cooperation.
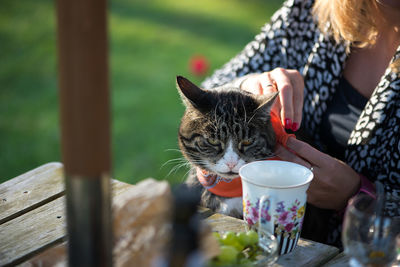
[176,76,278,218]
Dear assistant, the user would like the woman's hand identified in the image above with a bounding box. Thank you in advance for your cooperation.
[275,138,361,210]
[241,68,304,131]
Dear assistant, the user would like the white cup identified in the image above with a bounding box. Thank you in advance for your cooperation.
[239,160,313,255]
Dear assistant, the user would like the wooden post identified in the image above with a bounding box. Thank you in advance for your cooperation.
[56,0,112,266]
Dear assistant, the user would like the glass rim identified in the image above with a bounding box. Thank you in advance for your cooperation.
[346,194,399,222]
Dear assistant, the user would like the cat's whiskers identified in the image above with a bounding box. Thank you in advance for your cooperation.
[162,152,209,178]
[172,156,208,166]
[166,158,208,181]
[188,159,209,167]
[246,113,256,125]
[180,168,193,182]
[241,97,248,124]
[216,116,222,131]
[213,102,226,130]
[165,148,201,159]
[164,159,191,177]
[209,118,218,133]
[184,151,204,158]
[161,157,187,166]
[164,148,183,153]
[213,102,219,124]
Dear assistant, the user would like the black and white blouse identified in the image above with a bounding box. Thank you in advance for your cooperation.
[203,0,400,220]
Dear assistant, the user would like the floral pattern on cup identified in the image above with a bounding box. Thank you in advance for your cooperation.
[243,194,271,226]
[243,194,305,238]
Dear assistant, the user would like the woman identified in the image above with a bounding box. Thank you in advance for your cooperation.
[202,0,400,246]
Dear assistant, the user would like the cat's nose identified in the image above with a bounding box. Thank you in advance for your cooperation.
[226,161,238,170]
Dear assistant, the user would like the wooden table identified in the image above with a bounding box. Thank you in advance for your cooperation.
[1,162,344,266]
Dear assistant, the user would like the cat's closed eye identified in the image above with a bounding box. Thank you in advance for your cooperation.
[207,138,220,146]
[240,139,253,146]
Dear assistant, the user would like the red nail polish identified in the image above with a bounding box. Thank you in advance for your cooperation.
[284,118,292,130]
[292,122,299,131]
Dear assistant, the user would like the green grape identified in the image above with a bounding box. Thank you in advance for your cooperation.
[217,245,239,264]
[221,231,237,246]
[209,230,264,267]
[230,240,245,252]
[246,230,259,245]
[238,258,253,267]
[213,232,221,239]
[237,232,252,247]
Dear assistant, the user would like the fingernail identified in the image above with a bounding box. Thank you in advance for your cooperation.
[284,118,292,130]
[292,122,299,131]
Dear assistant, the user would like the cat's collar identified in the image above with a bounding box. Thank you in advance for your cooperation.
[196,168,242,198]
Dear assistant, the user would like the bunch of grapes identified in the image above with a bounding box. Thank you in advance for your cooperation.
[208,230,264,266]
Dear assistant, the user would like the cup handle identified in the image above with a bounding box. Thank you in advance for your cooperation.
[259,195,275,235]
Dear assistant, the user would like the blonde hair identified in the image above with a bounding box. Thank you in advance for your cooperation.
[312,0,400,71]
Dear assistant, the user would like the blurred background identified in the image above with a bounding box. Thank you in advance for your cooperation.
[0,0,283,185]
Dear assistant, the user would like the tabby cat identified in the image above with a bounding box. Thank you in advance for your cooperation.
[176,76,278,218]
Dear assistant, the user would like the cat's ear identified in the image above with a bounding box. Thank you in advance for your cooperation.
[256,92,279,115]
[176,76,210,110]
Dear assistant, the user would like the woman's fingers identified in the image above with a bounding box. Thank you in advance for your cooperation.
[240,69,304,131]
[274,143,312,169]
[285,138,330,167]
[287,70,304,131]
[257,73,281,115]
[269,68,304,130]
[259,72,276,95]
[280,138,361,210]
[270,68,295,129]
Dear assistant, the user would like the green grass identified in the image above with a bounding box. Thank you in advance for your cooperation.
[0,0,282,184]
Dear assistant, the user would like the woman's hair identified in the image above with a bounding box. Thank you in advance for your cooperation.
[313,0,399,71]
[312,0,379,48]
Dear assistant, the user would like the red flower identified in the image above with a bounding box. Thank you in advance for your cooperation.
[278,211,290,225]
[285,222,294,232]
[189,55,209,76]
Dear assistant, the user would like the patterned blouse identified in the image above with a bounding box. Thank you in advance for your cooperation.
[202,0,400,224]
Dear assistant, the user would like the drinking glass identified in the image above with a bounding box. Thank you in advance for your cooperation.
[342,194,400,267]
[255,228,278,266]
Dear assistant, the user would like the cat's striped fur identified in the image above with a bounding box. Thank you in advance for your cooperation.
[176,76,278,217]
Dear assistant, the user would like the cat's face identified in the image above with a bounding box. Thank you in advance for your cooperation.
[177,76,277,179]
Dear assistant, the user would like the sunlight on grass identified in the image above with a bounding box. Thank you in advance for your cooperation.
[0,0,282,184]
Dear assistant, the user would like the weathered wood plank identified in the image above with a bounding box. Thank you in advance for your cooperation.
[18,179,168,267]
[198,206,218,219]
[205,213,339,267]
[321,252,350,267]
[2,162,339,267]
[0,196,66,267]
[205,213,247,232]
[0,162,65,225]
[277,239,339,267]
[0,174,134,267]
